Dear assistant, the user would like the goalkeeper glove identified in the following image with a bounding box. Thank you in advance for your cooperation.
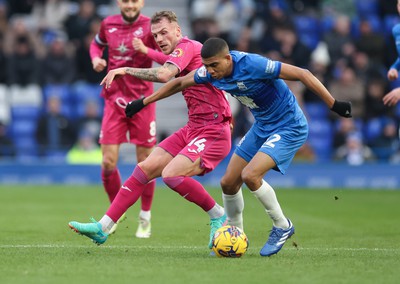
[331,100,352,118]
[125,98,145,118]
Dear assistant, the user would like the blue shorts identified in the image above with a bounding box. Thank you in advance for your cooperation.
[234,116,308,174]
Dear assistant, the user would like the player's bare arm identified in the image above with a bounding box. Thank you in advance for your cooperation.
[125,70,197,118]
[279,63,335,107]
[100,63,179,88]
[143,70,197,105]
[279,63,351,118]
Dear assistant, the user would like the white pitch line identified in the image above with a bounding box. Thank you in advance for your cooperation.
[0,244,399,252]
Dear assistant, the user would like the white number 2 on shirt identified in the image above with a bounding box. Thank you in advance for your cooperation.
[188,137,207,154]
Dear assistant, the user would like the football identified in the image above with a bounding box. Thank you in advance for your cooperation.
[212,225,249,258]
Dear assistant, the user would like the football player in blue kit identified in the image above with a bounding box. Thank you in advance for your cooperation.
[125,37,352,256]
[383,0,400,106]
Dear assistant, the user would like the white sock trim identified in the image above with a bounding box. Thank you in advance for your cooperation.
[99,215,115,233]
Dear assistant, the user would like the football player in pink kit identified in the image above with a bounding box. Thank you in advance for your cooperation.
[90,0,168,237]
[69,10,232,249]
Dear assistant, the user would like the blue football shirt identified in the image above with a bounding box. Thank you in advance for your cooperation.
[194,51,305,134]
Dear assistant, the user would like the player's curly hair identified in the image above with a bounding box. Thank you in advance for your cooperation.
[151,10,178,24]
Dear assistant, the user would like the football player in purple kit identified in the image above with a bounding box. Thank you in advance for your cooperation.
[69,11,232,249]
[89,0,168,238]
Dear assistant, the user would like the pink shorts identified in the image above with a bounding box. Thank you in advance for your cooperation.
[158,122,231,175]
[99,97,156,147]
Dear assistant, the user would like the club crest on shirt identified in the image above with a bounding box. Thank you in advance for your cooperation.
[170,48,184,57]
[197,66,207,77]
[133,27,143,38]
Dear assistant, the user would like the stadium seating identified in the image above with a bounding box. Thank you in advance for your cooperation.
[293,15,321,50]
[383,15,400,38]
[307,119,333,161]
[71,82,104,117]
[355,0,379,17]
[10,106,41,159]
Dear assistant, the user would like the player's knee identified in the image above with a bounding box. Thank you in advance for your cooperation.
[241,168,260,188]
[102,156,117,171]
[220,175,236,193]
[138,160,160,179]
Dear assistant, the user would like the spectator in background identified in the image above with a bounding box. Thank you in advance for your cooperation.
[328,65,364,118]
[354,19,386,67]
[350,51,383,83]
[75,17,105,83]
[368,118,399,161]
[237,0,294,53]
[334,132,375,165]
[322,15,355,70]
[36,96,76,156]
[0,122,15,158]
[66,130,102,164]
[41,34,76,85]
[30,0,71,33]
[332,117,360,150]
[6,34,41,86]
[76,99,102,143]
[303,41,330,102]
[364,77,393,120]
[269,24,311,68]
[64,0,99,49]
[3,16,45,58]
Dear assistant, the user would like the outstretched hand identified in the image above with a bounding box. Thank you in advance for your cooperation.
[331,100,352,118]
[100,67,126,89]
[383,87,400,107]
[125,98,145,118]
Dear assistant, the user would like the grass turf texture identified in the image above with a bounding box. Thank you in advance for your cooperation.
[0,185,399,284]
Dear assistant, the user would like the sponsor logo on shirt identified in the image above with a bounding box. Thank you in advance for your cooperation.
[108,28,118,33]
[197,66,207,77]
[170,48,184,57]
[133,27,143,37]
[116,42,130,54]
[237,81,248,90]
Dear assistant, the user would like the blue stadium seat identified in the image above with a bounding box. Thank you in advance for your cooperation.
[364,117,383,143]
[42,84,72,102]
[10,125,39,159]
[355,0,379,17]
[307,120,333,161]
[304,102,328,120]
[320,16,335,33]
[351,15,383,38]
[383,15,400,38]
[11,106,41,120]
[293,15,321,50]
[10,119,37,136]
[71,82,104,117]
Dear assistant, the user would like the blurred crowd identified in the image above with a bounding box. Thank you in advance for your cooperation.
[0,0,400,166]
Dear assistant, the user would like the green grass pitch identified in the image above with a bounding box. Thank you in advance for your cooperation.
[0,185,399,284]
